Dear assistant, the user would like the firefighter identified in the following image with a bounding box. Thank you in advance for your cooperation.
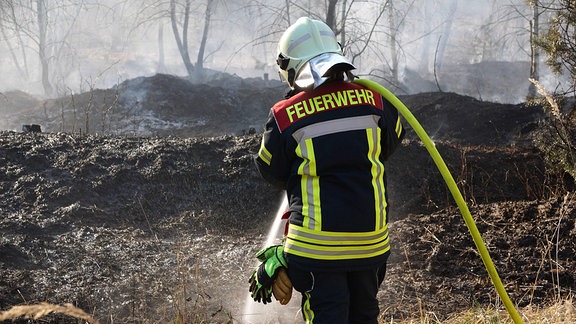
[249,16,406,323]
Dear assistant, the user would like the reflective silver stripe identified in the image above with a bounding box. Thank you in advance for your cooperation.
[258,137,272,165]
[288,115,389,258]
[296,139,318,229]
[284,231,390,260]
[285,241,390,258]
[293,115,380,231]
[287,34,312,54]
[287,225,388,243]
[293,115,380,142]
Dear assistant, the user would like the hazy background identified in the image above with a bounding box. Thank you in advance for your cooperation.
[0,0,568,103]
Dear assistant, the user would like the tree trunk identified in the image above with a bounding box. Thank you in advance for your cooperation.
[326,0,338,31]
[170,0,194,77]
[388,0,398,84]
[196,0,214,79]
[36,0,53,96]
[285,0,291,25]
[157,23,166,73]
[528,1,540,97]
[0,22,27,79]
[435,0,457,70]
[340,0,346,45]
[418,2,433,75]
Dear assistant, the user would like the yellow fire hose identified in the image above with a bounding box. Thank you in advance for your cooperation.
[354,79,523,323]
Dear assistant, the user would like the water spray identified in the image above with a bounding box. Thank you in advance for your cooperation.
[353,78,523,323]
[241,195,300,323]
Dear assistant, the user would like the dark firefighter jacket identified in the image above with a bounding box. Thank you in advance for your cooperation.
[255,80,405,271]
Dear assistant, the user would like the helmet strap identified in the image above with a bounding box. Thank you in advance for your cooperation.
[345,70,356,81]
[287,69,296,87]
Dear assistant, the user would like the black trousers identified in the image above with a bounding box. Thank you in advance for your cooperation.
[287,260,388,324]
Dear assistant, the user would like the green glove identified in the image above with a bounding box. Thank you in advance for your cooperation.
[248,245,288,304]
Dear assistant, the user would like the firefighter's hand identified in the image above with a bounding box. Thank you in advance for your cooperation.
[248,245,288,304]
[248,269,273,304]
[272,267,292,305]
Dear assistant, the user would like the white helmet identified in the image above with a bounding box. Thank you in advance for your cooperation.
[277,17,355,89]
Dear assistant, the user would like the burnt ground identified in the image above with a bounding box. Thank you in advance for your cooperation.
[0,73,575,323]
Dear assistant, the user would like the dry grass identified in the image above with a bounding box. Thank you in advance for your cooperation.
[0,299,574,323]
[0,302,99,323]
[383,298,575,324]
[517,299,576,324]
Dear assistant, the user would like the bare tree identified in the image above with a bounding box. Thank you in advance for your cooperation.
[325,0,338,30]
[36,0,53,95]
[528,0,541,97]
[168,0,219,79]
[0,0,30,80]
[485,0,555,98]
[248,0,408,87]
[434,0,457,70]
[195,0,215,77]
[170,0,195,76]
[157,23,167,73]
[0,0,96,96]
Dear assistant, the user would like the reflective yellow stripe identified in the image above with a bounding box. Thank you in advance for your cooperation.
[309,138,321,230]
[258,137,272,165]
[395,116,403,138]
[287,115,390,260]
[285,225,390,260]
[287,224,388,243]
[366,127,387,229]
[296,138,321,230]
[303,291,314,323]
[286,238,389,255]
[291,116,382,231]
[285,237,390,260]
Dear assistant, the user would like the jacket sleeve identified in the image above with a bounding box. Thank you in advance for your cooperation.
[379,96,406,160]
[254,110,290,189]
